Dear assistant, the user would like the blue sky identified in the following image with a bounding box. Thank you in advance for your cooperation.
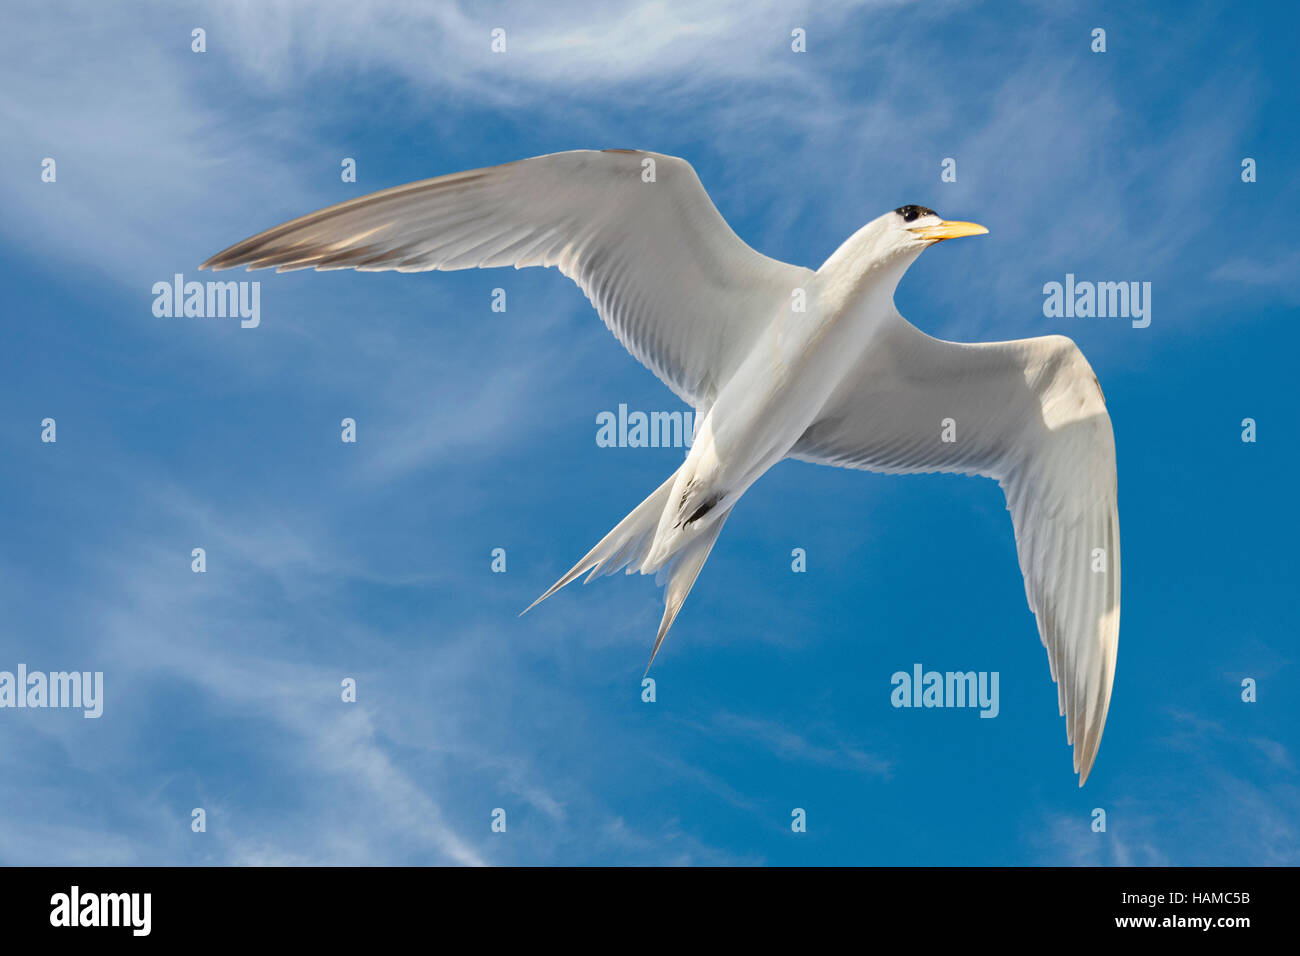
[1,0,1296,865]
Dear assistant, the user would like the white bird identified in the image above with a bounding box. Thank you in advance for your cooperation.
[203,149,1120,784]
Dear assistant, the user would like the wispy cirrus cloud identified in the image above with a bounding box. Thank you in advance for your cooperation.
[706,711,892,777]
[1031,707,1299,866]
[2,0,1296,868]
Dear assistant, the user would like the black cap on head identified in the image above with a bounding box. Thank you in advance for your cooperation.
[894,205,936,223]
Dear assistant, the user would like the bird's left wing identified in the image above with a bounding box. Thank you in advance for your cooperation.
[202,149,812,409]
[790,318,1120,784]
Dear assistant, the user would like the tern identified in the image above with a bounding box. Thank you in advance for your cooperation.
[203,149,1120,784]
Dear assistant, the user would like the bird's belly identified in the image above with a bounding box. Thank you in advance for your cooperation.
[689,309,880,501]
[648,307,881,562]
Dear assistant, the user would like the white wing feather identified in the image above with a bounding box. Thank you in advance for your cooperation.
[792,318,1120,784]
[202,149,812,409]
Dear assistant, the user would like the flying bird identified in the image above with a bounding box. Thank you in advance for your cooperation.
[203,149,1120,784]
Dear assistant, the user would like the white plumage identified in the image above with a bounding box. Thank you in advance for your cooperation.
[204,149,1120,784]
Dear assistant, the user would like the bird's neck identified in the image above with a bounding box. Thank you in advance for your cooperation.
[816,229,922,316]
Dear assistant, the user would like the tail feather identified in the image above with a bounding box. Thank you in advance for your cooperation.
[521,468,729,672]
[645,507,731,674]
[520,472,677,616]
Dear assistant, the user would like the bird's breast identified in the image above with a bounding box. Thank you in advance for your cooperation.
[707,295,889,469]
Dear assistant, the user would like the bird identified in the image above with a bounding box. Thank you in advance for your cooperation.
[202,148,1120,785]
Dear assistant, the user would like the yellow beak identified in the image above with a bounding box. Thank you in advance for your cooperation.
[909,220,989,241]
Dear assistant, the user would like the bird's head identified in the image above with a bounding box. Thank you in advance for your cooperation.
[891,204,989,249]
[817,204,989,293]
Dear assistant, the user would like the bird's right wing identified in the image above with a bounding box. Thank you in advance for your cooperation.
[791,320,1120,784]
[202,149,812,409]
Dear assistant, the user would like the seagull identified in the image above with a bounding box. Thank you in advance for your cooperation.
[203,149,1120,785]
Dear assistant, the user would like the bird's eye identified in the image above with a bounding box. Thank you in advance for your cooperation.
[895,205,936,223]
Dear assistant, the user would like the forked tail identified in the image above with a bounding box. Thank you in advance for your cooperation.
[520,468,730,673]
